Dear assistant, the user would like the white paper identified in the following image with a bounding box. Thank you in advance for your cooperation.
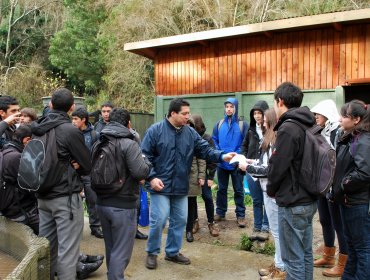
[229,154,247,166]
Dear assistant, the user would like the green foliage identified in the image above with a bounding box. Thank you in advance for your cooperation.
[244,194,253,206]
[49,0,107,95]
[253,241,275,256]
[239,233,253,251]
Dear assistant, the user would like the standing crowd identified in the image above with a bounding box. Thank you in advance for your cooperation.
[0,82,369,280]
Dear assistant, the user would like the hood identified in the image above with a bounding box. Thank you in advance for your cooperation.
[83,123,94,133]
[310,99,340,123]
[249,100,269,128]
[31,110,71,136]
[100,121,134,140]
[275,106,316,131]
[224,97,239,123]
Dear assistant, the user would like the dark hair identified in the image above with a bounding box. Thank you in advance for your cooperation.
[109,108,130,127]
[20,108,37,121]
[51,88,74,112]
[192,114,206,136]
[0,95,18,112]
[167,98,190,117]
[12,125,32,144]
[261,108,278,152]
[72,108,89,125]
[341,99,370,133]
[274,82,303,109]
[101,101,114,109]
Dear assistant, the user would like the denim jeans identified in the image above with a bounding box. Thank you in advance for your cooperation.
[263,192,284,270]
[278,202,317,280]
[97,206,136,280]
[340,203,370,280]
[146,194,188,257]
[247,175,269,231]
[216,167,245,218]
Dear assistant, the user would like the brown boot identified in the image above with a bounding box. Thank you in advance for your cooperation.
[322,253,348,277]
[192,219,199,234]
[314,246,336,268]
[208,223,219,237]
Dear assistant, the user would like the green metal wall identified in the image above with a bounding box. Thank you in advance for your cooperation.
[154,87,344,134]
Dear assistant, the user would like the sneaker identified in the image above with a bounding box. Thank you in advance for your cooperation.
[259,263,275,276]
[250,229,261,241]
[260,267,286,280]
[76,260,103,279]
[208,223,219,237]
[145,254,157,269]
[165,253,191,265]
[192,219,200,234]
[257,230,269,241]
[79,253,104,263]
[214,214,225,222]
[90,227,104,239]
[237,217,246,228]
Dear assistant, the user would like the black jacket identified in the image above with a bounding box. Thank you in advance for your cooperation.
[96,122,150,209]
[332,131,370,205]
[0,121,16,149]
[31,110,91,199]
[2,142,37,219]
[94,119,107,133]
[267,106,317,207]
[241,100,269,159]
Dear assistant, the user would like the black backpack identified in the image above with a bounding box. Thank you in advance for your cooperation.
[17,128,62,194]
[287,119,336,197]
[91,135,126,195]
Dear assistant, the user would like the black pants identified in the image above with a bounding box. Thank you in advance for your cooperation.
[186,197,197,232]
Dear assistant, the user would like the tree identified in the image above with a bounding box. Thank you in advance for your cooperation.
[48,0,107,94]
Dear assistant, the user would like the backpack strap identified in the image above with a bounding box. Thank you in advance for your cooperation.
[217,118,244,134]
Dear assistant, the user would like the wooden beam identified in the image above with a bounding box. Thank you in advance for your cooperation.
[344,78,370,85]
[197,40,209,47]
[332,22,342,31]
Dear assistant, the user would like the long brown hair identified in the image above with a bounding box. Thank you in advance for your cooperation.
[261,108,277,152]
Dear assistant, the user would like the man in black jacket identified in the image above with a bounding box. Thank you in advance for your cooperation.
[267,82,317,280]
[0,95,21,148]
[96,108,150,280]
[33,88,92,280]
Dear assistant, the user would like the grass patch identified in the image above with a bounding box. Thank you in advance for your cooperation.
[239,233,275,256]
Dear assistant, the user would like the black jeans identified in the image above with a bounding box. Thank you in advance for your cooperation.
[317,196,348,254]
[186,197,197,232]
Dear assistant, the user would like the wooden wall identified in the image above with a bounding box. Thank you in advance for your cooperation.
[154,23,370,95]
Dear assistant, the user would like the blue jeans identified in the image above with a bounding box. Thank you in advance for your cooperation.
[340,204,370,280]
[146,194,188,257]
[247,175,269,231]
[278,202,317,280]
[216,167,245,218]
[97,206,136,280]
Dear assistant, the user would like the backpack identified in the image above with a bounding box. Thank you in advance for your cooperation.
[286,119,336,197]
[90,135,126,195]
[217,118,245,135]
[17,128,63,194]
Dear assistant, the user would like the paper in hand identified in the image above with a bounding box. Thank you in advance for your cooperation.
[229,154,247,166]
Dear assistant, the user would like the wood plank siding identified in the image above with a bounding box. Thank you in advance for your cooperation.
[154,23,370,95]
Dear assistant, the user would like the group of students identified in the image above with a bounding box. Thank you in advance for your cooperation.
[1,82,370,280]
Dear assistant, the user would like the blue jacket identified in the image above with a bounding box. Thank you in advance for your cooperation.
[82,123,98,152]
[212,98,248,170]
[141,118,223,195]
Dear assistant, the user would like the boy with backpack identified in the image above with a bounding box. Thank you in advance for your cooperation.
[92,108,150,280]
[72,107,103,239]
[19,88,91,280]
[267,82,319,280]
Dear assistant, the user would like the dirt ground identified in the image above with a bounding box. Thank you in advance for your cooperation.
[80,205,340,280]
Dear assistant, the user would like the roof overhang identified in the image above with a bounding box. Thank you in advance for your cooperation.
[124,8,370,59]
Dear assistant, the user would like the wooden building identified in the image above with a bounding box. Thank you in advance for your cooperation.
[125,9,370,126]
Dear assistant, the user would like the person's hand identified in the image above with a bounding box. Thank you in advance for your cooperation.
[150,178,164,191]
[238,161,248,171]
[139,179,145,185]
[223,152,237,162]
[207,180,213,188]
[198,179,205,186]
[4,112,21,126]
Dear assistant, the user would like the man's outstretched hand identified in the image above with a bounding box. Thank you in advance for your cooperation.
[223,152,237,162]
